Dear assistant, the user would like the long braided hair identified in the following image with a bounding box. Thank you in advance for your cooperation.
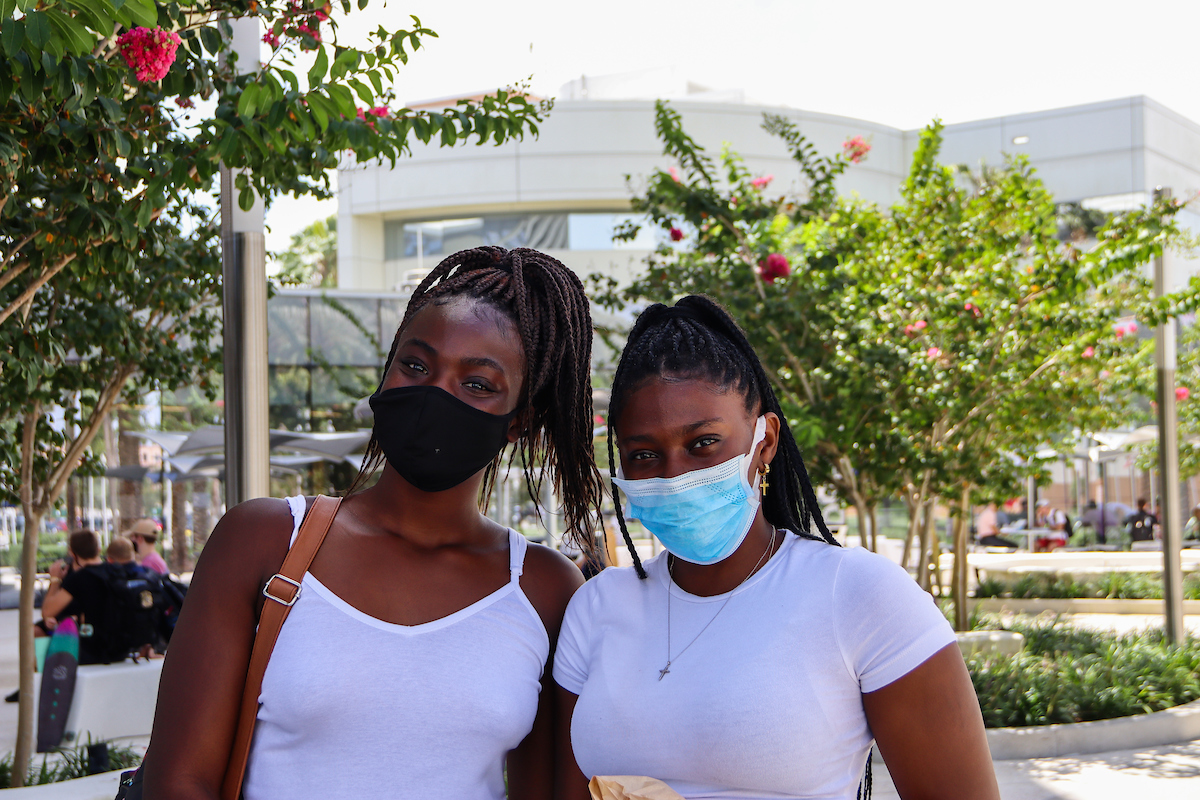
[347,246,605,550]
[606,295,839,579]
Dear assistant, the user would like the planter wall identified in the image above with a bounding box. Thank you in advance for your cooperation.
[973,597,1200,615]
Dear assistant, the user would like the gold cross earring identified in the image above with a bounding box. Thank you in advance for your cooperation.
[759,463,770,494]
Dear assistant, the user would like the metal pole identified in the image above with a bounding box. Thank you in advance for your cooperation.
[220,17,270,507]
[1153,186,1185,643]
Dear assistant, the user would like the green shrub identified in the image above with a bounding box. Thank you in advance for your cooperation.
[0,741,140,787]
[975,570,1200,600]
[966,616,1200,727]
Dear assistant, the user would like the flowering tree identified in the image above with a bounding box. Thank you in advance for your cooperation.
[598,103,1189,632]
[0,0,549,781]
[0,0,548,327]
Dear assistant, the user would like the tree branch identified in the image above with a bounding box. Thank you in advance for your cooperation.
[0,254,77,327]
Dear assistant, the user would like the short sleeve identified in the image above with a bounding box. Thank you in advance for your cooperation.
[553,581,597,695]
[832,549,956,694]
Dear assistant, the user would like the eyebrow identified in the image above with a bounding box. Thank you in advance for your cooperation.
[400,337,507,373]
[621,417,725,443]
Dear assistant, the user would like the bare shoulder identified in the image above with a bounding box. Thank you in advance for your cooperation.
[190,497,296,596]
[520,541,585,640]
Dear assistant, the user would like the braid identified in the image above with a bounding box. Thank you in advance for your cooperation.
[607,295,837,580]
[347,246,605,553]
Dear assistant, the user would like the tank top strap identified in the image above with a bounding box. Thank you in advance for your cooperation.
[508,529,528,581]
[286,495,306,548]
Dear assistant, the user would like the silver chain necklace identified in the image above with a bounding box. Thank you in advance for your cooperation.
[659,528,778,680]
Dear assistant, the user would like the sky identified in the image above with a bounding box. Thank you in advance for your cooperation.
[265,0,1200,252]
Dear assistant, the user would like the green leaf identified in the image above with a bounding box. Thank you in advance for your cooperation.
[14,0,35,11]
[0,0,16,21]
[0,17,23,57]
[348,77,373,106]
[199,25,221,55]
[307,46,328,87]
[306,93,332,131]
[326,83,356,119]
[236,83,260,118]
[23,10,50,48]
[45,8,93,56]
[123,0,157,28]
[238,186,255,211]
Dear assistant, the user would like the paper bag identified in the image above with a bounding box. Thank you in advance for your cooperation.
[588,775,686,800]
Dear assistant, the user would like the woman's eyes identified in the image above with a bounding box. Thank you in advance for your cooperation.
[400,359,427,375]
[399,360,495,392]
[690,436,720,451]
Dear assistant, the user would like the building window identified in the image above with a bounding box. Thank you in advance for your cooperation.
[383,212,657,259]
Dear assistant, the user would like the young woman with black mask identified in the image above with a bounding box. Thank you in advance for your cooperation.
[144,246,604,800]
[554,296,999,800]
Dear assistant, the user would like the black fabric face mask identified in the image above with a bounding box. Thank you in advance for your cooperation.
[369,385,517,492]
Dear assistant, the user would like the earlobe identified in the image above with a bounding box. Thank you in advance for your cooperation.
[506,411,528,444]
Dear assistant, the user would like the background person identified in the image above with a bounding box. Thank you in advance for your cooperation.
[1127,498,1158,544]
[975,502,1018,548]
[1078,500,1134,546]
[554,297,999,800]
[1034,500,1069,552]
[129,519,169,575]
[40,530,128,664]
[143,247,605,800]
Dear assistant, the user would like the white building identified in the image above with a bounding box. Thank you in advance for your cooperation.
[338,76,1200,295]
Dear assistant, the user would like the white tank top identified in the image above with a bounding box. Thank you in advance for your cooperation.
[242,496,550,800]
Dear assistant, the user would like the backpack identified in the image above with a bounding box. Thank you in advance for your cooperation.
[1061,513,1074,538]
[99,563,172,658]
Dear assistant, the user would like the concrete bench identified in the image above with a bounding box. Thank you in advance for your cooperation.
[32,659,162,746]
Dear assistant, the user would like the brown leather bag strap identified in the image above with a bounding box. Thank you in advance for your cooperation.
[220,495,341,800]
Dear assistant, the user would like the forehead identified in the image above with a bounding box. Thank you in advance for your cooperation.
[615,377,753,432]
[398,296,524,366]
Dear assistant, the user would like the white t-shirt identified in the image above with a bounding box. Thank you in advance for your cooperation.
[554,532,956,800]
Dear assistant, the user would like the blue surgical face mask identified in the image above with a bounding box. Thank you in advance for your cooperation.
[613,416,767,566]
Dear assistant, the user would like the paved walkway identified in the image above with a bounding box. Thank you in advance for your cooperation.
[0,607,1198,797]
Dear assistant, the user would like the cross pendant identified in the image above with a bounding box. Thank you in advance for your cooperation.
[658,662,671,680]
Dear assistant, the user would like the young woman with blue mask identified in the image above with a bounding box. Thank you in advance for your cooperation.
[553,296,999,800]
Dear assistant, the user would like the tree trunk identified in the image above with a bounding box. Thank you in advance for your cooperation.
[852,496,870,549]
[13,505,41,788]
[902,493,918,570]
[65,477,79,531]
[117,406,143,528]
[171,478,189,573]
[929,507,943,595]
[869,504,879,553]
[192,479,212,555]
[953,484,972,631]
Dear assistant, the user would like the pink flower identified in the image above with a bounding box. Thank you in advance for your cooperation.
[915,320,927,330]
[751,175,774,190]
[295,23,321,42]
[904,324,916,337]
[1082,346,1095,358]
[314,10,329,21]
[117,27,182,83]
[367,106,389,117]
[843,135,871,164]
[668,166,681,182]
[669,227,684,242]
[263,31,282,48]
[964,302,982,318]
[1100,370,1111,379]
[926,347,942,359]
[1115,320,1138,339]
[758,253,790,284]
[1178,387,1191,402]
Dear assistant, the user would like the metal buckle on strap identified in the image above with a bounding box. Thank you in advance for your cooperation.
[262,574,303,607]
